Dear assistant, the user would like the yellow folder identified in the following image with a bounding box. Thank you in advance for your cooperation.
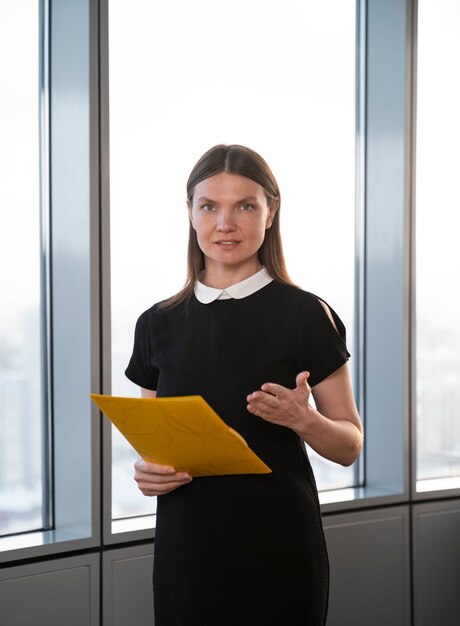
[90,394,271,477]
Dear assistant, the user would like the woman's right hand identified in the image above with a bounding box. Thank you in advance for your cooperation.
[133,458,193,496]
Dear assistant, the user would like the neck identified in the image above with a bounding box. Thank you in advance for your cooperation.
[201,260,262,289]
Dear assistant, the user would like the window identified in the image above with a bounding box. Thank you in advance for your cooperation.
[415,0,460,492]
[1,0,100,559]
[109,0,358,524]
[0,0,46,536]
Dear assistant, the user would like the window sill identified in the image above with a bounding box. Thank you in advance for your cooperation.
[416,475,460,494]
[111,515,155,536]
[320,485,408,514]
[109,487,409,541]
[0,526,96,564]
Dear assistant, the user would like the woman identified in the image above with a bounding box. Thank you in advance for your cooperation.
[125,144,363,625]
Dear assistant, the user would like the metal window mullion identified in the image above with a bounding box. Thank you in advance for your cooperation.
[355,0,367,490]
[39,0,54,532]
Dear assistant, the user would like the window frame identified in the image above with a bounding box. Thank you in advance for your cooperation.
[325,0,414,515]
[0,0,101,562]
[410,0,460,502]
[100,0,414,544]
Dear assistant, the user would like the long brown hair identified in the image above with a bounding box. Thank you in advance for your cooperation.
[160,144,294,309]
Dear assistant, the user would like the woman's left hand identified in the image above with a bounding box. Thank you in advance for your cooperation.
[246,371,312,430]
[247,366,363,466]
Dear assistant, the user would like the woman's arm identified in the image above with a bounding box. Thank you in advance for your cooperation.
[133,387,193,495]
[246,365,363,467]
[141,387,157,398]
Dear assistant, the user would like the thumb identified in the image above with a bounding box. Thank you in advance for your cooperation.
[295,371,310,393]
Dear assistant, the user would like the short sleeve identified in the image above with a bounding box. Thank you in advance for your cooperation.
[125,308,159,390]
[300,295,350,387]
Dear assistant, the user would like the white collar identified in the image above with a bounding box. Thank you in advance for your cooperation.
[194,267,273,304]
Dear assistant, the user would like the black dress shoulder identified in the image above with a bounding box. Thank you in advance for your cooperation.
[125,280,349,626]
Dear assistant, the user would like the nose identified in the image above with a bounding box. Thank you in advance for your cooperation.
[216,208,236,232]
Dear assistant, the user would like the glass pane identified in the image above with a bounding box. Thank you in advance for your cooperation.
[109,0,357,520]
[416,0,460,488]
[0,1,44,534]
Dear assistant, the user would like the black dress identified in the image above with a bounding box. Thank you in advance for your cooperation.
[125,280,349,626]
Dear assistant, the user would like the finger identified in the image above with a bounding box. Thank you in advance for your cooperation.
[138,479,190,496]
[258,382,289,397]
[135,474,192,498]
[295,371,311,393]
[135,468,192,484]
[135,458,176,475]
[246,403,278,421]
[294,372,311,400]
[246,393,284,422]
[247,390,280,410]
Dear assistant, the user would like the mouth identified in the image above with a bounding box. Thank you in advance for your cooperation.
[214,240,241,246]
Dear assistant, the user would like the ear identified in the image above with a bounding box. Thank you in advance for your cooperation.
[266,197,279,229]
[187,200,195,228]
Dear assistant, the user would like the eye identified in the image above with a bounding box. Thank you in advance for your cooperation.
[239,203,255,212]
[200,203,216,212]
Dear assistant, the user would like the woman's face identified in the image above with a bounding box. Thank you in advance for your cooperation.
[188,172,277,278]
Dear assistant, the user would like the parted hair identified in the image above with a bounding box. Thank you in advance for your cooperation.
[159,144,293,309]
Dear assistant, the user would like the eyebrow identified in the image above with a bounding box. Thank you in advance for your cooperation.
[195,195,260,204]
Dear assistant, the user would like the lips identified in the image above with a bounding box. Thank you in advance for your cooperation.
[214,240,241,245]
